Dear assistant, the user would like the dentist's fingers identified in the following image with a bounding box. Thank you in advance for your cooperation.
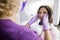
[42,14,50,31]
[43,14,49,21]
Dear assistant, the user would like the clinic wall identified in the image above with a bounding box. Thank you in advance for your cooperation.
[53,0,60,25]
[20,0,54,25]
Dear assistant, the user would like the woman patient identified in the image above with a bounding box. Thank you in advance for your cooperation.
[0,0,52,40]
[25,5,58,40]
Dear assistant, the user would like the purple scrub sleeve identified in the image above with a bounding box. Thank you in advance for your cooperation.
[0,19,41,40]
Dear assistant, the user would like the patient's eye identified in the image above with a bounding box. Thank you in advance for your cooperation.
[38,12,41,14]
[43,12,47,14]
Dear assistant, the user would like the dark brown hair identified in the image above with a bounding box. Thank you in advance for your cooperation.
[37,5,53,24]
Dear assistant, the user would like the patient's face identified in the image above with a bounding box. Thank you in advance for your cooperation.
[38,7,48,20]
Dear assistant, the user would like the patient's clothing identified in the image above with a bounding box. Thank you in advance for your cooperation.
[0,19,41,40]
[30,22,58,40]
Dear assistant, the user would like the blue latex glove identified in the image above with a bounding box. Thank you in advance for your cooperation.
[42,14,50,31]
[28,15,38,26]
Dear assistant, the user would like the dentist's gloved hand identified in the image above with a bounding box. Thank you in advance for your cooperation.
[42,14,50,31]
[28,15,38,26]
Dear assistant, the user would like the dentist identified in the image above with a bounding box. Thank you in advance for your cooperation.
[0,0,52,40]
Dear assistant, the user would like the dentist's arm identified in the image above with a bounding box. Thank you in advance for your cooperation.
[25,15,38,28]
[44,30,52,40]
[43,14,52,40]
